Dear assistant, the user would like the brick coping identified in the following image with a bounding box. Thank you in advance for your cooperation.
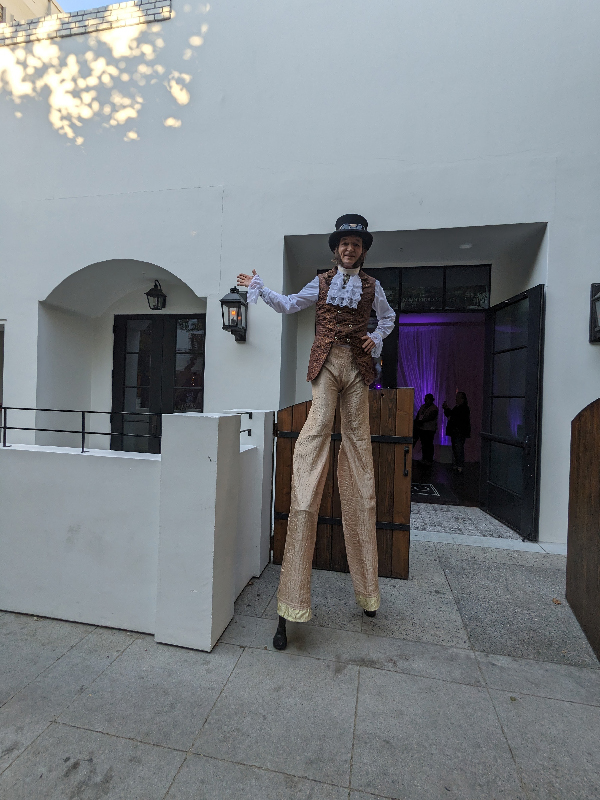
[0,0,171,47]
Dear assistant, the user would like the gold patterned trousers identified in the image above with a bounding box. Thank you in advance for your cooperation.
[277,345,380,622]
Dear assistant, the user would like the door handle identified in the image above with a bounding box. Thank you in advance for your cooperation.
[403,445,409,477]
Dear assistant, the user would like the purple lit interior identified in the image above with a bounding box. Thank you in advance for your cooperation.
[397,313,485,462]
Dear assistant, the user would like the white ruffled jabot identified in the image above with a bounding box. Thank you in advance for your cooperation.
[325,268,363,309]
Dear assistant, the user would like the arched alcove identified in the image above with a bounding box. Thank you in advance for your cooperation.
[36,260,206,448]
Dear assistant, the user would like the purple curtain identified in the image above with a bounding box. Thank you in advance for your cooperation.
[397,314,485,462]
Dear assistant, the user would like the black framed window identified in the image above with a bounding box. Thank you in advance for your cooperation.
[111,314,206,453]
[400,265,490,312]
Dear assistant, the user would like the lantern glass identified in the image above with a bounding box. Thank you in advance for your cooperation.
[220,287,248,341]
[145,280,167,311]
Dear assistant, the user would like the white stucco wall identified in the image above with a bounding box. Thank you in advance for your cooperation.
[2,0,600,543]
[0,444,161,631]
[0,411,272,650]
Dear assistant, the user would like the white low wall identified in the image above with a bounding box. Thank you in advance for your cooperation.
[0,410,274,651]
[0,444,161,632]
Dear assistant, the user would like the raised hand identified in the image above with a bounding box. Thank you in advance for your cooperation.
[236,269,257,288]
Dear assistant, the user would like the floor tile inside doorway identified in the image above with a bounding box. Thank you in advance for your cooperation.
[411,502,521,539]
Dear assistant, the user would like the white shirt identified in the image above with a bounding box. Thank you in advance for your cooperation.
[247,268,396,359]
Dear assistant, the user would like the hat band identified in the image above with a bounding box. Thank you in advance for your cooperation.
[338,223,366,231]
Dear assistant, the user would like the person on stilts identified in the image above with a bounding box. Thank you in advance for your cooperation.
[237,215,396,650]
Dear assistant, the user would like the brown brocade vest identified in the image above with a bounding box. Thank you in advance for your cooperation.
[306,269,377,386]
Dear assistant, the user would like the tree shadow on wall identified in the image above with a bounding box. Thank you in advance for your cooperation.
[0,1,209,144]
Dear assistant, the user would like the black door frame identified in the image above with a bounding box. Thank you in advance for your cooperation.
[480,284,545,539]
[110,313,206,452]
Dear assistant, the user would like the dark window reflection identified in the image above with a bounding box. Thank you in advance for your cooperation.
[494,298,529,351]
[126,319,151,353]
[174,317,205,412]
[490,441,523,496]
[176,318,205,352]
[399,265,490,313]
[491,397,525,441]
[401,267,444,312]
[493,349,527,397]
[445,266,490,310]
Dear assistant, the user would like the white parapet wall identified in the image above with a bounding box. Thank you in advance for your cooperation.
[0,444,161,632]
[0,410,274,651]
[224,410,274,598]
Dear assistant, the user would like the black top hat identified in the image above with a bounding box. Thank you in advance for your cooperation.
[328,214,374,252]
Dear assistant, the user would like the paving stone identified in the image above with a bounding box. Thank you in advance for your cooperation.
[234,563,280,617]
[0,723,184,800]
[193,647,358,786]
[263,569,364,632]
[361,581,470,648]
[220,614,275,649]
[351,794,399,800]
[352,667,526,800]
[436,545,599,667]
[0,627,134,773]
[382,540,451,591]
[350,794,388,800]
[58,637,242,750]
[476,651,600,703]
[221,613,483,687]
[0,611,94,705]
[166,753,349,799]
[491,690,600,800]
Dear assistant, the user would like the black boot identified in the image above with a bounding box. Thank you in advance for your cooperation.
[364,609,376,618]
[273,615,287,650]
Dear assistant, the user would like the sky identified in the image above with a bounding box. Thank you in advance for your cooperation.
[58,0,109,11]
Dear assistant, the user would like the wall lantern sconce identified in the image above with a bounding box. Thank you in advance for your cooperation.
[145,280,167,311]
[590,284,600,343]
[220,287,248,342]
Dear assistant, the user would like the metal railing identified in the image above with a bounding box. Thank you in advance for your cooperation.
[0,406,161,453]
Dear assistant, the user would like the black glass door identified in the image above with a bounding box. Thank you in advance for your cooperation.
[480,285,544,539]
[111,315,206,453]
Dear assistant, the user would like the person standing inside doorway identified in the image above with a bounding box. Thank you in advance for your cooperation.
[236,214,396,650]
[413,393,438,465]
[443,392,471,473]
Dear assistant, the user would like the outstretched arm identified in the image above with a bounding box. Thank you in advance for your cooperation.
[236,270,319,314]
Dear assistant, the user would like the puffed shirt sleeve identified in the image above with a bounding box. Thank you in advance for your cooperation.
[368,282,396,359]
[247,273,319,314]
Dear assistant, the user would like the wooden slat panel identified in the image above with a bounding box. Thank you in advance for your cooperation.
[273,518,288,565]
[393,388,414,527]
[292,401,309,433]
[566,399,600,660]
[273,390,412,579]
[274,406,293,516]
[273,405,294,564]
[392,388,413,578]
[391,530,410,579]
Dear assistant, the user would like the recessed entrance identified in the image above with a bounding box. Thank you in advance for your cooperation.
[283,223,547,540]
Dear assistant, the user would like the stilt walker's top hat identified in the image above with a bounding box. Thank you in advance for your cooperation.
[328,214,374,252]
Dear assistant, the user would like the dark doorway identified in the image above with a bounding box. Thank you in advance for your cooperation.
[111,314,206,453]
[398,312,486,507]
[480,285,545,539]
